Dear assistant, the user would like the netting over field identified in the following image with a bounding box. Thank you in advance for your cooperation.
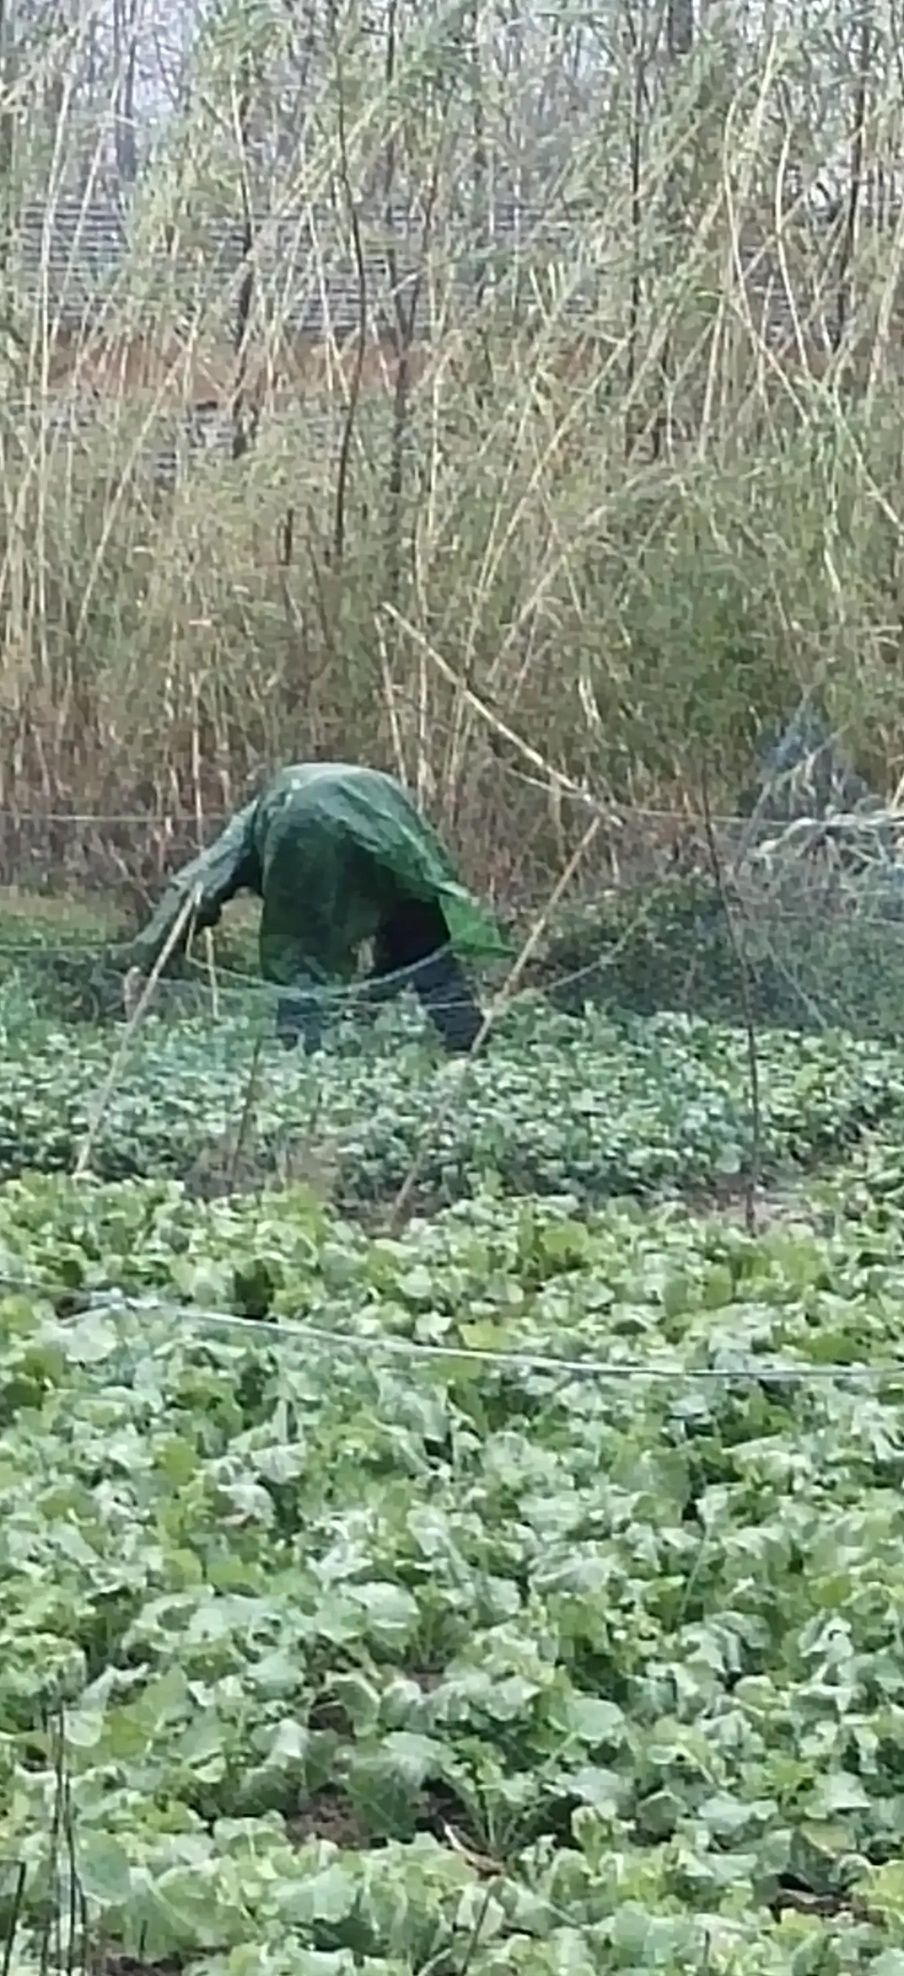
[7,719,904,1976]
[4,701,904,1033]
[2,711,904,1216]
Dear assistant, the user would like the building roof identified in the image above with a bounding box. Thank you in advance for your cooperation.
[10,192,834,348]
[1,182,878,482]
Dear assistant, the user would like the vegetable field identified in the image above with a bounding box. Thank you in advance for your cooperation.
[4,934,904,1973]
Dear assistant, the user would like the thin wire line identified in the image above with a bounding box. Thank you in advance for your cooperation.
[0,939,600,1011]
[1,1272,901,1387]
[2,919,898,1018]
[0,812,224,824]
[0,878,662,1010]
[0,896,899,968]
[0,798,902,829]
[9,907,903,1014]
[4,841,904,1016]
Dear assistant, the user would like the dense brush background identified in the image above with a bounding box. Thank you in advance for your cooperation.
[0,0,902,907]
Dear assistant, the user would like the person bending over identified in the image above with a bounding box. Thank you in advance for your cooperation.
[121,761,505,1054]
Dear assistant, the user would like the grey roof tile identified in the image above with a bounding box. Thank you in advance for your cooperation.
[10,192,841,343]
[2,187,877,479]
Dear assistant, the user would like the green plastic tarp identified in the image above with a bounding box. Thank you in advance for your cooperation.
[123,761,509,987]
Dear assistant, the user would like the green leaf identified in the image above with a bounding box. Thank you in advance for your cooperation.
[266,1718,310,1765]
[76,1832,132,1906]
[811,1770,870,1815]
[567,1765,622,1814]
[64,1315,118,1363]
[566,1697,625,1744]
[348,1581,419,1647]
[278,1864,357,1926]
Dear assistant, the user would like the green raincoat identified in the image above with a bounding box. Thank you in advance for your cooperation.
[124,762,507,989]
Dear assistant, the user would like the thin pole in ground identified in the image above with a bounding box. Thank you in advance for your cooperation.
[74,886,199,1179]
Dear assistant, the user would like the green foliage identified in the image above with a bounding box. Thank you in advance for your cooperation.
[541,875,904,1041]
[0,889,263,1023]
[0,980,898,1206]
[4,919,904,1967]
[2,1172,904,1967]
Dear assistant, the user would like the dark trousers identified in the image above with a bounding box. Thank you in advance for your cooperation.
[277,898,483,1055]
[370,898,483,1052]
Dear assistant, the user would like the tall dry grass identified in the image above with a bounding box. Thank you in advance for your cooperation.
[0,0,903,900]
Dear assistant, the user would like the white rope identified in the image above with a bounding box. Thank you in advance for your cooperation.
[0,800,901,829]
[0,811,229,824]
[11,1277,903,1388]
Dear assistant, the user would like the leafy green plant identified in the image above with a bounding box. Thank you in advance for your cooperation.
[3,940,904,1967]
[0,981,900,1210]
